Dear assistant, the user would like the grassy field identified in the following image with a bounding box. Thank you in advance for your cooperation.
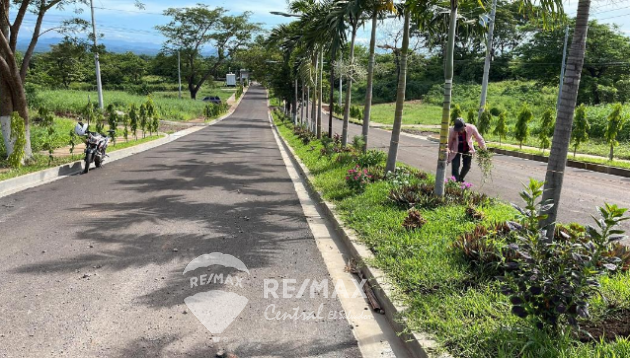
[36,86,235,122]
[272,110,630,357]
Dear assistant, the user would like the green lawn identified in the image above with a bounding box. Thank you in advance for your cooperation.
[36,87,235,122]
[272,109,630,357]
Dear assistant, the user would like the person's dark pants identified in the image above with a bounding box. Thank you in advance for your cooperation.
[452,153,472,182]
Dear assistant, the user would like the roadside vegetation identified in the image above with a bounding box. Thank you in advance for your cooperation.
[272,108,630,357]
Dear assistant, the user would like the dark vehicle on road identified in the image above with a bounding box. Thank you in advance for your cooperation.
[74,122,112,174]
[203,96,222,105]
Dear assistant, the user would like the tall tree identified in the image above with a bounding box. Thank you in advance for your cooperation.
[156,5,260,100]
[333,0,365,146]
[385,10,410,173]
[541,0,589,232]
[0,0,143,159]
[362,0,396,152]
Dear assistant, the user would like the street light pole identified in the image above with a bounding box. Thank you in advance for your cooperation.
[90,0,104,110]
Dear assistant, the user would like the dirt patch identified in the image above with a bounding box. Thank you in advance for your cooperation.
[579,310,630,342]
[158,122,195,134]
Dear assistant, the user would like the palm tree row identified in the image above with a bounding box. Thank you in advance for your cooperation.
[269,0,592,232]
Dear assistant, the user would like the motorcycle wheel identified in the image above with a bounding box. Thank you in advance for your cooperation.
[95,155,102,168]
[83,153,93,174]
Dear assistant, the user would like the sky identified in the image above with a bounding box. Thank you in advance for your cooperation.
[15,0,630,53]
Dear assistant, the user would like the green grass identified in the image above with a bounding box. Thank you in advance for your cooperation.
[490,143,630,171]
[272,110,630,357]
[36,87,235,121]
[0,135,163,182]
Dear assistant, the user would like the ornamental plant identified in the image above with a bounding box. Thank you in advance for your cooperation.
[538,109,554,155]
[7,112,26,168]
[571,104,589,158]
[345,165,371,191]
[450,104,463,125]
[605,103,627,161]
[129,104,139,140]
[493,112,508,144]
[514,104,532,149]
[478,106,492,135]
[499,178,629,331]
[139,103,148,138]
[467,108,476,126]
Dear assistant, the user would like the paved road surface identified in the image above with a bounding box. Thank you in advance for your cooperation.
[0,86,362,357]
[315,108,630,237]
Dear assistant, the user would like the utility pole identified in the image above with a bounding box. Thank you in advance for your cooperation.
[478,0,497,121]
[90,0,104,110]
[557,26,570,111]
[177,50,182,99]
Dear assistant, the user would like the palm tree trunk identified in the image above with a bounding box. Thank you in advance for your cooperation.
[306,86,310,127]
[434,0,459,196]
[317,50,323,139]
[294,79,298,125]
[301,84,305,124]
[342,23,358,146]
[541,0,591,232]
[329,51,336,138]
[311,56,317,133]
[362,10,378,153]
[385,10,411,173]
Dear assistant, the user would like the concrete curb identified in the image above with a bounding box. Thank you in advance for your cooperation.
[270,117,444,358]
[0,89,248,199]
[489,147,630,178]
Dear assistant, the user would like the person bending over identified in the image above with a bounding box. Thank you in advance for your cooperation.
[447,118,486,182]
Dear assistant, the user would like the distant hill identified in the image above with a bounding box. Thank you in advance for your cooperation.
[19,36,163,55]
[20,36,218,56]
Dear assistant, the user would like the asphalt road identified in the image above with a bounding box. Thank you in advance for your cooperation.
[316,108,630,237]
[0,86,362,357]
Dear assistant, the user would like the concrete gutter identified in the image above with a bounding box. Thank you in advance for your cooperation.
[270,116,446,358]
[0,90,248,200]
[489,147,630,178]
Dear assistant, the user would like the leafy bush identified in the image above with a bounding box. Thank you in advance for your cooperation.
[452,222,512,274]
[7,112,26,168]
[345,165,372,191]
[385,167,414,187]
[357,149,386,168]
[499,179,629,331]
[388,184,423,209]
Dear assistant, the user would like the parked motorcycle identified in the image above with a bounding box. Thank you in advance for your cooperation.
[74,122,112,174]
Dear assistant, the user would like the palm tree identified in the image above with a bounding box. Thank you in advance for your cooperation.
[331,0,366,146]
[362,0,397,152]
[541,0,590,233]
[385,9,411,173]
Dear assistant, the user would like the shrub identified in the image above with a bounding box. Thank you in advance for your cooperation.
[499,178,629,331]
[538,108,554,154]
[351,135,366,151]
[7,112,26,168]
[571,104,589,157]
[388,184,423,209]
[605,103,627,161]
[357,149,386,168]
[402,209,427,230]
[345,165,371,191]
[465,203,485,222]
[467,108,476,126]
[451,104,463,125]
[478,106,492,135]
[452,223,512,274]
[514,104,533,149]
[493,112,508,144]
[385,167,414,187]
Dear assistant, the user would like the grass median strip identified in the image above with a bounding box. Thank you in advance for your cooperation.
[272,110,630,357]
